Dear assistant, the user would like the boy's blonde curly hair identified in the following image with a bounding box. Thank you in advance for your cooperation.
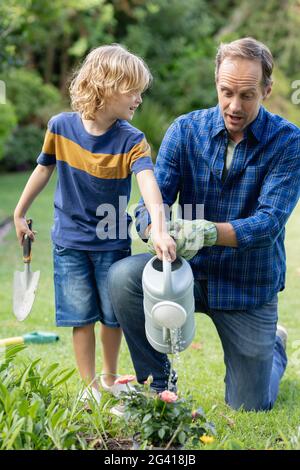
[69,44,152,120]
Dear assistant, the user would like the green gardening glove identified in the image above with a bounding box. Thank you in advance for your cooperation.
[167,219,217,260]
[147,219,217,261]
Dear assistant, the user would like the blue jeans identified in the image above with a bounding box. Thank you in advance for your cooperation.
[53,244,130,327]
[108,254,287,410]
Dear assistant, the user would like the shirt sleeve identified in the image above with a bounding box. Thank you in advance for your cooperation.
[129,136,153,174]
[135,121,181,239]
[231,136,300,250]
[36,118,56,166]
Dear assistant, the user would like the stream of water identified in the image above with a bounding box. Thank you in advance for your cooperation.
[167,328,184,391]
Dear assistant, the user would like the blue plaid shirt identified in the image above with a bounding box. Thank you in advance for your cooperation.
[135,105,300,310]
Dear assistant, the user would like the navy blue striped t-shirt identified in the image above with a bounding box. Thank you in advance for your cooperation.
[37,112,153,250]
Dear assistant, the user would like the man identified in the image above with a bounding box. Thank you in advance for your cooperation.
[108,38,300,411]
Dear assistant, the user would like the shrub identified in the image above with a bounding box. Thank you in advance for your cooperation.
[0,345,83,449]
[132,99,171,160]
[117,375,216,448]
[0,100,18,160]
[3,125,45,171]
[0,68,61,125]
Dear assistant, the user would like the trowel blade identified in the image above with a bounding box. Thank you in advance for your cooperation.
[13,269,40,321]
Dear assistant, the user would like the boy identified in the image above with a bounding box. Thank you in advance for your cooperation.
[14,44,176,405]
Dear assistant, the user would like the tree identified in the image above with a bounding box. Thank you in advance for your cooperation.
[122,0,218,116]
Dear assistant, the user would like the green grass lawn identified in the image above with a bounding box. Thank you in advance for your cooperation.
[1,170,300,450]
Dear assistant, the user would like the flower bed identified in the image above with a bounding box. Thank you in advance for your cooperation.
[114,375,216,449]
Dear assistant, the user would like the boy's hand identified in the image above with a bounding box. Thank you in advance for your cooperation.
[147,230,176,262]
[14,216,36,246]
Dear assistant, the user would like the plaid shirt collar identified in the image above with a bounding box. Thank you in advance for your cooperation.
[211,105,267,142]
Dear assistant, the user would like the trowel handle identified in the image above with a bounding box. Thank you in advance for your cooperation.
[23,219,32,264]
[163,257,173,297]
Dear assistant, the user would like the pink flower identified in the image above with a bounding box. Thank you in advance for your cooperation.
[114,374,136,385]
[159,390,178,403]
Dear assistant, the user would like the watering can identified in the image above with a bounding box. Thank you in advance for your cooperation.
[143,256,195,354]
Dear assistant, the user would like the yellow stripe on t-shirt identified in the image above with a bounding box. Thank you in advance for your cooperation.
[44,132,150,179]
[42,129,56,155]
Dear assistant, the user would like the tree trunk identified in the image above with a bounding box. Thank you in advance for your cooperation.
[44,40,55,84]
[60,33,70,95]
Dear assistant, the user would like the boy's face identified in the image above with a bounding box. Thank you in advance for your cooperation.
[105,90,143,121]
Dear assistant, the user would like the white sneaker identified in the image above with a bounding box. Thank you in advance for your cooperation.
[110,403,126,418]
[79,386,102,409]
[100,375,135,398]
[276,325,288,351]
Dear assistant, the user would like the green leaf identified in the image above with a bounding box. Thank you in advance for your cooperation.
[28,400,40,420]
[178,431,187,445]
[172,407,181,417]
[223,438,244,450]
[40,363,59,382]
[142,413,152,424]
[158,428,166,440]
[143,425,155,438]
[3,416,26,450]
[0,344,26,371]
[20,359,41,389]
[53,368,76,388]
[50,408,67,428]
[18,397,29,416]
[68,37,88,57]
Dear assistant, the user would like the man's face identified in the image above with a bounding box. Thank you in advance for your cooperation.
[216,57,271,142]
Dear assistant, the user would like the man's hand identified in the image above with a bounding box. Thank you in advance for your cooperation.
[167,219,217,260]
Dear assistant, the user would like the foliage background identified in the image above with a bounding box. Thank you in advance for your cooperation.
[0,0,300,450]
[0,0,299,169]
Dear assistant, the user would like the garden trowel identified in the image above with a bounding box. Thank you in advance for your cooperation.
[13,219,40,321]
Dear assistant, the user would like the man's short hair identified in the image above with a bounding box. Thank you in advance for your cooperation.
[215,37,273,88]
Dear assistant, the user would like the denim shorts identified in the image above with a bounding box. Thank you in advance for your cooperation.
[53,244,131,327]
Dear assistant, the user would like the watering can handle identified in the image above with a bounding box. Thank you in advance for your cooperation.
[163,257,173,297]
